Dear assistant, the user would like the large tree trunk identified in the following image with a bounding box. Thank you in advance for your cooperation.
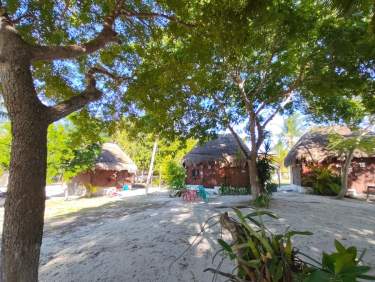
[0,18,50,281]
[337,150,354,199]
[1,120,48,282]
[0,8,104,281]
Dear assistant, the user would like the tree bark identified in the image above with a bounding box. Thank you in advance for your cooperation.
[0,13,101,280]
[248,114,262,198]
[0,14,52,280]
[1,120,48,282]
[337,150,354,199]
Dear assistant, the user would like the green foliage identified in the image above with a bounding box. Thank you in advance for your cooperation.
[219,185,251,195]
[302,166,341,196]
[62,143,101,181]
[212,209,312,281]
[161,160,186,190]
[304,240,375,282]
[0,122,11,174]
[112,120,197,176]
[329,131,375,156]
[266,182,278,193]
[252,193,272,208]
[211,209,374,282]
[257,156,275,190]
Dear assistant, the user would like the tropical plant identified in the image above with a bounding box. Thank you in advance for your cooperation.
[207,209,375,282]
[161,160,186,190]
[305,240,375,282]
[302,166,341,196]
[219,185,251,196]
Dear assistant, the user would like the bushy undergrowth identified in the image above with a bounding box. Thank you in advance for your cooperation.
[220,185,251,195]
[207,209,374,282]
[302,166,341,196]
[163,160,186,190]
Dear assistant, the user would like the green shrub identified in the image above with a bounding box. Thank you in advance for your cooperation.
[266,182,278,193]
[257,155,275,190]
[207,209,374,282]
[302,166,341,196]
[219,185,251,195]
[252,193,272,208]
[163,160,186,190]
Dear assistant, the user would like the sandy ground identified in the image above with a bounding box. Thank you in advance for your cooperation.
[0,190,375,281]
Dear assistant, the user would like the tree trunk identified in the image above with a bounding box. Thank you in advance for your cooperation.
[146,137,158,194]
[1,119,48,282]
[248,155,261,198]
[337,150,354,199]
[0,18,50,281]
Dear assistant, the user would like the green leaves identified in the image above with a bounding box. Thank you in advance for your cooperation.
[214,209,374,282]
[304,240,375,282]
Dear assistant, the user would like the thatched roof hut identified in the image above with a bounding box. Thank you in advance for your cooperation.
[183,134,250,166]
[284,126,375,167]
[95,143,137,173]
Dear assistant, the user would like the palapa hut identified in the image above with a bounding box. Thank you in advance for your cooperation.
[183,134,250,188]
[73,143,137,189]
[285,127,375,195]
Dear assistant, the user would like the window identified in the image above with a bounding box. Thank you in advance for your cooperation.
[192,169,200,177]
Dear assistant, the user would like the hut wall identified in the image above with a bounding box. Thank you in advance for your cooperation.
[185,162,250,188]
[74,169,135,188]
[291,162,302,185]
[348,157,375,194]
[299,157,375,195]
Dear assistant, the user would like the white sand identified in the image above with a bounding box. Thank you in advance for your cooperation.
[1,191,375,281]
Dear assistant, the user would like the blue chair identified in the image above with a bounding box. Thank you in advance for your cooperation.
[198,185,209,203]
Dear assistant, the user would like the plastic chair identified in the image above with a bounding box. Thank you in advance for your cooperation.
[198,185,209,203]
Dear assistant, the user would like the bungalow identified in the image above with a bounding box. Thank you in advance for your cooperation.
[182,134,250,188]
[73,143,137,192]
[284,127,375,196]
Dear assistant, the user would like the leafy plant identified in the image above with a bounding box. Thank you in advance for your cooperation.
[252,193,272,208]
[162,160,186,190]
[208,209,374,282]
[304,240,374,282]
[266,183,278,193]
[219,185,251,195]
[207,209,312,281]
[257,142,275,191]
[302,166,341,196]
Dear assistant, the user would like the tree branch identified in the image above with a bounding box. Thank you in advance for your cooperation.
[31,13,119,61]
[46,69,102,123]
[232,74,253,114]
[31,4,193,62]
[261,91,294,128]
[122,10,194,28]
[227,124,250,159]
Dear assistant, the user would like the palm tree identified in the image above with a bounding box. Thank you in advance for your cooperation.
[279,113,303,149]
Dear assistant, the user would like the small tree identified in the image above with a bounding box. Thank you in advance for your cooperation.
[329,128,375,199]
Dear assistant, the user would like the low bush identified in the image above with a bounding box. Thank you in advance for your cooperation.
[206,209,374,282]
[257,155,275,190]
[302,166,341,196]
[266,182,278,193]
[163,160,186,190]
[252,193,272,208]
[219,185,251,195]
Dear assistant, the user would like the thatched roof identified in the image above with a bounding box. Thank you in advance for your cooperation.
[95,143,137,173]
[284,126,375,167]
[183,134,250,166]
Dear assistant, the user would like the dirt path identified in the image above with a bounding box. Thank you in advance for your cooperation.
[3,191,374,281]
